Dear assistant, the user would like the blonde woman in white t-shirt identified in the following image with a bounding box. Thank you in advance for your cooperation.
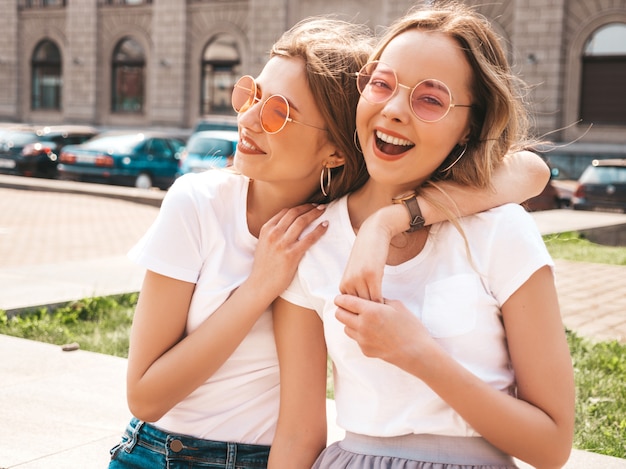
[108,16,551,469]
[272,4,574,469]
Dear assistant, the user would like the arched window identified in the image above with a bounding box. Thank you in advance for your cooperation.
[200,34,241,115]
[112,37,145,113]
[580,23,626,125]
[31,39,62,110]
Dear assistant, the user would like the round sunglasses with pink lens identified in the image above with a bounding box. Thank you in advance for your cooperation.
[356,61,473,123]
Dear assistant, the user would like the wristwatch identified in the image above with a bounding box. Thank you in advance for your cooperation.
[392,191,425,233]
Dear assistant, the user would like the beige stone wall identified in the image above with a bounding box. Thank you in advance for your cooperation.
[0,0,18,120]
[65,0,98,124]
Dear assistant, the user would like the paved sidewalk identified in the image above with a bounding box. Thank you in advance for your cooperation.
[1,175,626,468]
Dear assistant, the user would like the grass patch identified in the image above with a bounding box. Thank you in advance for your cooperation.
[1,232,625,459]
[543,231,626,265]
[0,294,136,358]
[568,331,626,458]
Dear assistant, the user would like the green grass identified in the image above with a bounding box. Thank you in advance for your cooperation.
[543,231,626,265]
[568,331,626,458]
[1,232,626,459]
[0,294,137,357]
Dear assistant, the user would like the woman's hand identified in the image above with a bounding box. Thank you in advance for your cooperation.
[334,294,435,371]
[249,204,328,301]
[340,204,409,302]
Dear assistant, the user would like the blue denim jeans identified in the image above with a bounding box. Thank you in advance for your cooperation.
[108,418,270,469]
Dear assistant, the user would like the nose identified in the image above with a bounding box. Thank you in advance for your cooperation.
[381,83,413,123]
[237,96,263,132]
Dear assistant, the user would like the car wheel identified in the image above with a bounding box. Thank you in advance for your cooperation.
[135,173,153,189]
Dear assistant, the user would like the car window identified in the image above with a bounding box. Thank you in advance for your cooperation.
[168,139,185,153]
[581,166,626,184]
[613,167,626,184]
[146,138,174,160]
[82,134,143,153]
[5,131,38,146]
[187,137,234,157]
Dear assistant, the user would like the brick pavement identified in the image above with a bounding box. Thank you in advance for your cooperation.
[0,187,159,268]
[553,259,626,343]
[1,178,626,343]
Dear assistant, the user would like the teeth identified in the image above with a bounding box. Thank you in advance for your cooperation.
[376,130,412,147]
[240,138,259,151]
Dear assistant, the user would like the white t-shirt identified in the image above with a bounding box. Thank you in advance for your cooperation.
[128,170,279,445]
[281,198,553,438]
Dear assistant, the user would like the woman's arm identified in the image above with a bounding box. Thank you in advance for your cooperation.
[269,297,328,469]
[335,265,574,468]
[340,150,550,301]
[126,205,328,421]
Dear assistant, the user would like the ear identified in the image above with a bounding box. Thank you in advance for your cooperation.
[460,124,472,144]
[325,150,346,169]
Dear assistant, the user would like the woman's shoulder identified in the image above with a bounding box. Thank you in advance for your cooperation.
[467,203,534,225]
[167,169,247,204]
[457,203,543,247]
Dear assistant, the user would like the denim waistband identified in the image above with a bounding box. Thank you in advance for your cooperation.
[340,432,515,466]
[122,417,270,468]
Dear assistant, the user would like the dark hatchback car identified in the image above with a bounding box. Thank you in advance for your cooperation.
[572,159,626,213]
[58,131,185,190]
[0,125,99,178]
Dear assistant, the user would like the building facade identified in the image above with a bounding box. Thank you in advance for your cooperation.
[1,0,625,146]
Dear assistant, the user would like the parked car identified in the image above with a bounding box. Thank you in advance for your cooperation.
[0,125,99,178]
[572,159,626,213]
[177,130,238,176]
[525,166,574,211]
[191,115,238,133]
[58,131,185,190]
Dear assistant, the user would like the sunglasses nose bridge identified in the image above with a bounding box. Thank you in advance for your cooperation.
[380,81,414,119]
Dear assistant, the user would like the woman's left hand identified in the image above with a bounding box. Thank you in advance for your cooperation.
[334,294,433,369]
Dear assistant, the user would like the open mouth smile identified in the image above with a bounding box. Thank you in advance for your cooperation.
[375,130,415,156]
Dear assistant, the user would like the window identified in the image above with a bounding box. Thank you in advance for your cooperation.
[580,23,626,125]
[200,34,241,115]
[31,40,62,110]
[111,37,145,113]
[19,0,66,8]
[98,0,151,5]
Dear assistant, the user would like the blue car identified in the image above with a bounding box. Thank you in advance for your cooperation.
[58,131,185,190]
[177,130,239,177]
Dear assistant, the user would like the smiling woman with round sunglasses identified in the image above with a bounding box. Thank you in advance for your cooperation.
[108,15,551,469]
[272,3,574,469]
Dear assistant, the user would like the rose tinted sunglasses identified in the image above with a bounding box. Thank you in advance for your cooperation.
[356,61,473,123]
[231,75,327,134]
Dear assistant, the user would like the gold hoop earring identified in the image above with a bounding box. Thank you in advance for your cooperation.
[441,143,467,173]
[320,164,332,197]
[353,130,362,153]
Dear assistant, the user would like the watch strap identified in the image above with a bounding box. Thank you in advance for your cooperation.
[392,193,425,233]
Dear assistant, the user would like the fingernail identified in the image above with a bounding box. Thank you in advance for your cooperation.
[316,204,327,210]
